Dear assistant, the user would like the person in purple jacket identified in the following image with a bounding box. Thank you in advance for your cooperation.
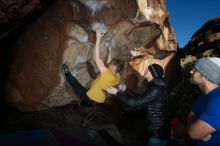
[187,57,220,146]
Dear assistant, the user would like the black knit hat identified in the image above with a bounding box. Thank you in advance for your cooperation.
[148,64,164,78]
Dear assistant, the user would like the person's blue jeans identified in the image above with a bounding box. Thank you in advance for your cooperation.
[148,137,168,146]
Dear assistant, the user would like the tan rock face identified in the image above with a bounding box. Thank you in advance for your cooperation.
[5,0,177,111]
[136,0,177,51]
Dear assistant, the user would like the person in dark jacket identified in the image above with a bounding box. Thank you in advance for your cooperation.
[105,64,171,146]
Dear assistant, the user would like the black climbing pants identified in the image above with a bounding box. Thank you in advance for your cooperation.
[65,73,92,104]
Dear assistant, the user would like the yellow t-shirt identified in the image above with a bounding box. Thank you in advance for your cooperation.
[86,68,120,103]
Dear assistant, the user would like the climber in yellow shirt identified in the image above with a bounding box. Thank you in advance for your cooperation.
[63,28,123,106]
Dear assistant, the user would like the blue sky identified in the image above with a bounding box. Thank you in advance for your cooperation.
[166,0,220,48]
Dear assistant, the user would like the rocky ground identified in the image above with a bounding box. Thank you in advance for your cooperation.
[0,97,192,146]
[0,97,148,145]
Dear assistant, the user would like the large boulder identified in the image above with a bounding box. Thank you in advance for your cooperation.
[5,0,177,111]
[182,16,220,58]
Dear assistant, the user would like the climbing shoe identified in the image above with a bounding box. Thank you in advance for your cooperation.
[62,64,70,74]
